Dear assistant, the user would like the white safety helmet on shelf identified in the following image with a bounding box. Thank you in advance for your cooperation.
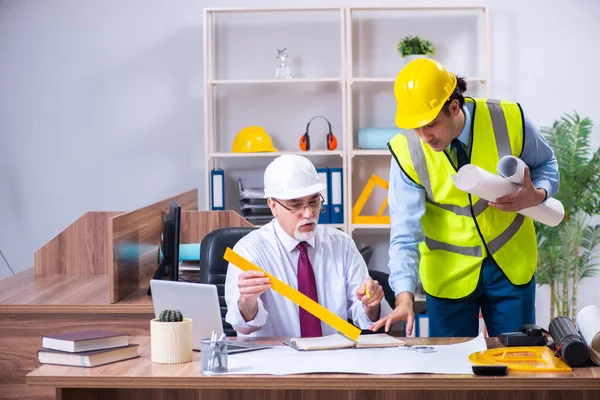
[263,154,327,200]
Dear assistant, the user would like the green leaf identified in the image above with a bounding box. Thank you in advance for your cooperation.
[397,36,436,57]
[537,112,600,317]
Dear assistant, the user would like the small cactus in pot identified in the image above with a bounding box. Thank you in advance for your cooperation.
[159,309,183,322]
[151,309,192,363]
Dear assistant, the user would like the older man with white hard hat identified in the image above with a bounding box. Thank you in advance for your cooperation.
[225,154,392,337]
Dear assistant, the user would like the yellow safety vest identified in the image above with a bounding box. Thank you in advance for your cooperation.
[388,98,537,299]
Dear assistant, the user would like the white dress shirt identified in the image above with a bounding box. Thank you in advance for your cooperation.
[225,219,392,338]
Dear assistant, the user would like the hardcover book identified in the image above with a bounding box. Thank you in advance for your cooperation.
[42,330,130,353]
[38,344,139,367]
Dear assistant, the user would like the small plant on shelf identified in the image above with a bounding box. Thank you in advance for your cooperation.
[397,36,436,58]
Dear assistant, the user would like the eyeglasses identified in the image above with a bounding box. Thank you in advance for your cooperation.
[272,194,324,215]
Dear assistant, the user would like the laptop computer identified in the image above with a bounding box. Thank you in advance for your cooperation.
[150,279,271,354]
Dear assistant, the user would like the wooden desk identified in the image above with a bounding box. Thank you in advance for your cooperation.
[0,270,155,400]
[0,189,254,400]
[27,337,600,400]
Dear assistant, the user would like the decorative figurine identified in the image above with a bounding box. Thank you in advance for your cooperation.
[275,48,291,79]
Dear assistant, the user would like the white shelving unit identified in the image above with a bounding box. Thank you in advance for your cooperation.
[203,6,490,240]
[345,6,489,237]
[203,7,348,226]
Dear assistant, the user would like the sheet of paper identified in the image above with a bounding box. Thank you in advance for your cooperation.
[452,164,564,227]
[577,305,600,366]
[224,334,487,375]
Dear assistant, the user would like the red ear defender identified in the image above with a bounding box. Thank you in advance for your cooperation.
[301,116,337,151]
[299,133,310,151]
[327,132,338,150]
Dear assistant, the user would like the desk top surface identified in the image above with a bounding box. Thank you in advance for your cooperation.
[0,269,153,313]
[27,337,600,391]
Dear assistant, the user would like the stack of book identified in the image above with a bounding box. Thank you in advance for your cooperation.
[38,330,139,367]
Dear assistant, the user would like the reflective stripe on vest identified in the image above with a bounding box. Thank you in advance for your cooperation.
[388,98,537,299]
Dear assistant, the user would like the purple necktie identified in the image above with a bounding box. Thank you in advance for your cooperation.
[296,242,322,337]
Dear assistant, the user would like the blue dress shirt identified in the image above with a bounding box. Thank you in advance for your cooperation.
[388,103,559,297]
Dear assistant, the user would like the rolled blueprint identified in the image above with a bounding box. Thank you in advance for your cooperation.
[576,305,600,366]
[451,164,565,227]
[497,156,527,184]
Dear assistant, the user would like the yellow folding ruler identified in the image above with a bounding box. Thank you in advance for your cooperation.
[469,346,572,372]
[223,247,361,341]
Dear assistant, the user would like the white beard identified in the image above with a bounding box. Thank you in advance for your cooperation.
[294,218,317,241]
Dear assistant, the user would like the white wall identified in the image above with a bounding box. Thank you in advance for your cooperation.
[1,0,599,328]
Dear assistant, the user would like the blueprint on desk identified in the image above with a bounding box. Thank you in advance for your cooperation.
[224,333,487,375]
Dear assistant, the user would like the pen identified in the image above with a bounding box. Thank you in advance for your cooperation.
[208,331,215,370]
[364,285,371,299]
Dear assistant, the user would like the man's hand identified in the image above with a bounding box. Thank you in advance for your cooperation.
[489,166,546,212]
[369,292,414,334]
[237,270,271,322]
[356,277,384,321]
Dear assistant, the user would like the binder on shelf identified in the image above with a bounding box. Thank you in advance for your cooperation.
[328,167,344,224]
[316,167,331,224]
[210,169,225,210]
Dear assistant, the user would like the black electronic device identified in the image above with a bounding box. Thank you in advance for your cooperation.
[147,200,181,295]
[472,365,508,376]
[498,324,547,347]
[548,316,589,367]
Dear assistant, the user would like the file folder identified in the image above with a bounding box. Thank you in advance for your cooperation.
[328,167,344,224]
[210,169,225,210]
[316,167,330,224]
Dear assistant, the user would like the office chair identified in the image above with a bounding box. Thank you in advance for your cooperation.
[358,246,374,267]
[199,227,256,337]
[368,270,396,312]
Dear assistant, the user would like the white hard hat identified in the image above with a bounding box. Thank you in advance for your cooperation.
[263,154,327,200]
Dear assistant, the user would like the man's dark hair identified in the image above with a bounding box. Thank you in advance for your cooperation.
[441,76,467,116]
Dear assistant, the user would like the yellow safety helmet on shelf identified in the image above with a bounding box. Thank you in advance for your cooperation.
[394,58,457,130]
[232,126,278,153]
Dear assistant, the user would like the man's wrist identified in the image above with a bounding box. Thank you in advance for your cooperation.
[535,188,547,205]
[395,291,414,307]
[364,303,381,320]
[238,297,258,322]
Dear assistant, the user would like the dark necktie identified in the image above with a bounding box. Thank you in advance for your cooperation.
[451,138,469,169]
[296,242,322,337]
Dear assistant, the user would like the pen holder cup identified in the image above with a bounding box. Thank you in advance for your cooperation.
[150,318,193,364]
[200,338,228,373]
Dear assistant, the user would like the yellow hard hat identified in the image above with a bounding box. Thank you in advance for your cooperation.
[232,126,278,153]
[394,58,457,130]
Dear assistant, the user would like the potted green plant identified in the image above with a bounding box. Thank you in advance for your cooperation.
[397,36,436,63]
[150,309,193,363]
[536,112,600,324]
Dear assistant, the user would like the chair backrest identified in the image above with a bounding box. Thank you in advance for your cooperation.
[359,246,374,267]
[368,269,396,313]
[199,227,256,336]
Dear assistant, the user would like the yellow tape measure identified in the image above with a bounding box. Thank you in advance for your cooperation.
[223,247,362,341]
[469,346,572,372]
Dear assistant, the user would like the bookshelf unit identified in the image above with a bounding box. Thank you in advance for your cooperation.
[203,7,348,230]
[203,6,490,278]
